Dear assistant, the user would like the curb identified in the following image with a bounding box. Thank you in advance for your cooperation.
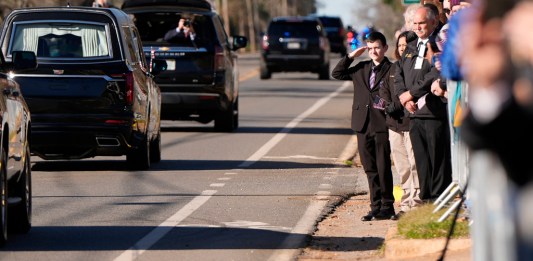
[384,227,471,260]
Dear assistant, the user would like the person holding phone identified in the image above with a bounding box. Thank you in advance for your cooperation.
[164,18,196,44]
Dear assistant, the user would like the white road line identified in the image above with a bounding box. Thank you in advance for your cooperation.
[263,155,337,161]
[113,190,217,261]
[239,81,351,168]
[318,184,333,189]
[266,81,351,261]
[115,81,350,260]
[267,199,329,261]
[210,183,225,187]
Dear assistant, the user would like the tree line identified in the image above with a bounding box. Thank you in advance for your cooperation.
[0,0,406,52]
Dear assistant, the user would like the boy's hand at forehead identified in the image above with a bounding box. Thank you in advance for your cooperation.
[348,46,368,59]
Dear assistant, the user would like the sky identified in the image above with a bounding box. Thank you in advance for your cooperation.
[316,0,357,28]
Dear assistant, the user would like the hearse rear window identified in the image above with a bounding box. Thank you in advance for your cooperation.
[9,21,110,59]
[131,13,215,48]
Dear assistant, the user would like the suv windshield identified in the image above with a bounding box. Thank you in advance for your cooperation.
[268,21,320,38]
[132,12,215,48]
[10,21,110,58]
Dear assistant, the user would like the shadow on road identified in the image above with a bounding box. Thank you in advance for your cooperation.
[31,158,349,172]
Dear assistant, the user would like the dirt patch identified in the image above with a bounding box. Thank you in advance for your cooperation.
[298,194,472,261]
[298,194,397,261]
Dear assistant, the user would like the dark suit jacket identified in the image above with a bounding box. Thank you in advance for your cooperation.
[164,29,194,45]
[332,56,392,133]
[394,38,447,119]
[380,62,410,132]
[462,98,533,186]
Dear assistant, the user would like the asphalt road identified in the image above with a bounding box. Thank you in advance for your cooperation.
[1,52,367,261]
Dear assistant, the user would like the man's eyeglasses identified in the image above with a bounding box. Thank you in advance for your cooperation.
[443,8,451,15]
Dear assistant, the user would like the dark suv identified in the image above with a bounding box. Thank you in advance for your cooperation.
[121,0,248,132]
[260,16,331,80]
[0,50,35,245]
[313,15,346,56]
[0,7,166,170]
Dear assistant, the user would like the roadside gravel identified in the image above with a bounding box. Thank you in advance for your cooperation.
[297,169,472,261]
[298,193,395,260]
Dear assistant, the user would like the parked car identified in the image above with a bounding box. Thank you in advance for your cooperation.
[260,16,331,80]
[121,0,248,132]
[0,50,35,245]
[0,6,167,170]
[311,15,347,56]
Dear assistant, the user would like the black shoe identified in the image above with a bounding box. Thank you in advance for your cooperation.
[361,211,378,221]
[374,210,397,220]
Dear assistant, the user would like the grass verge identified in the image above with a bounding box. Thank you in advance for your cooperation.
[397,203,469,239]
[343,160,353,166]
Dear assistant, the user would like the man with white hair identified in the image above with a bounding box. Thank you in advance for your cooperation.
[394,6,452,202]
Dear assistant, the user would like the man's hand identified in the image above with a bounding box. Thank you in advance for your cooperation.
[404,101,417,114]
[178,18,186,30]
[425,42,435,62]
[399,91,413,105]
[348,46,368,59]
[431,78,447,97]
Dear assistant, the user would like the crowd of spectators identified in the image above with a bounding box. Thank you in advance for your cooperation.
[390,0,533,259]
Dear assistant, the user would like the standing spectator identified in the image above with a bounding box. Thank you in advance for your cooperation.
[332,32,397,221]
[381,30,421,217]
[442,0,452,21]
[395,3,422,39]
[83,0,116,8]
[395,6,452,201]
[458,1,533,259]
[450,0,472,16]
[459,1,529,186]
[424,2,445,33]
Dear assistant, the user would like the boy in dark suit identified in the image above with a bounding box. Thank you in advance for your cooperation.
[332,32,397,221]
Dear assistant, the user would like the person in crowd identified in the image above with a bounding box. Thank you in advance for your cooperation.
[442,0,453,21]
[394,6,452,202]
[380,30,421,217]
[457,0,533,258]
[84,0,116,8]
[424,2,445,33]
[459,0,533,186]
[450,0,472,16]
[164,17,196,44]
[395,3,421,39]
[332,32,397,221]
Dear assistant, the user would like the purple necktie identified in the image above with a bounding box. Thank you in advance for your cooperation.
[369,67,377,89]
